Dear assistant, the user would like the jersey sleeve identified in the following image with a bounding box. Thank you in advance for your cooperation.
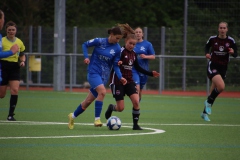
[205,37,212,54]
[148,42,155,55]
[232,41,238,58]
[112,48,122,80]
[19,39,25,52]
[0,34,13,58]
[133,54,153,76]
[82,38,100,58]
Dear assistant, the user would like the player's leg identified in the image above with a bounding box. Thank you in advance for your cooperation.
[0,85,7,98]
[139,75,148,103]
[93,84,106,127]
[129,93,142,130]
[202,75,223,121]
[204,75,224,113]
[6,64,20,121]
[105,84,124,119]
[68,91,96,129]
[133,72,140,101]
[127,82,142,130]
[7,80,20,121]
[201,62,225,121]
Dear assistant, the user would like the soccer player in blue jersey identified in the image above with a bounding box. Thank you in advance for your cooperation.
[201,22,238,121]
[68,25,127,129]
[132,27,155,103]
[0,10,19,59]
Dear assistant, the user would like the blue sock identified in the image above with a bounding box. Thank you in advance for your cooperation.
[95,100,103,118]
[73,104,85,117]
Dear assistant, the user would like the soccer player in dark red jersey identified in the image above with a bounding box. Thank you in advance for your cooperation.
[105,34,160,130]
[201,22,238,121]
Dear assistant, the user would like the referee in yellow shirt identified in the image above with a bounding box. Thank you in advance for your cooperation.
[0,21,25,121]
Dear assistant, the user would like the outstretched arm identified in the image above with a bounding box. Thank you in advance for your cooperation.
[134,54,153,76]
[0,44,19,58]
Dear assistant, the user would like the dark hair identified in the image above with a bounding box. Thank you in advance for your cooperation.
[0,10,3,19]
[107,27,122,35]
[5,21,17,30]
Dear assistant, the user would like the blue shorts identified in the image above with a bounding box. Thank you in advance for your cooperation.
[87,73,105,89]
[132,72,148,89]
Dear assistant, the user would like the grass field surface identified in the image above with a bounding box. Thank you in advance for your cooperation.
[0,90,239,160]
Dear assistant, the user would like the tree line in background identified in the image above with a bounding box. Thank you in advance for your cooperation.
[0,0,184,28]
[0,0,239,90]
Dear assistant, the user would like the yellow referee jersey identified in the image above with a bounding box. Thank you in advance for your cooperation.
[1,37,25,62]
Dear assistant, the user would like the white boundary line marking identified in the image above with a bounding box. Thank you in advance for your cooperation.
[0,121,165,139]
[0,121,239,140]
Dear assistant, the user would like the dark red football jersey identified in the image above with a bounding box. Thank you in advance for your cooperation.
[109,47,153,85]
[205,35,238,65]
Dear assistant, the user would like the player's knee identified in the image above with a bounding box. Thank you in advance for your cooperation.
[98,90,106,98]
[10,87,19,94]
[132,101,139,108]
[116,106,124,112]
[217,83,225,92]
[0,94,5,98]
[218,86,225,92]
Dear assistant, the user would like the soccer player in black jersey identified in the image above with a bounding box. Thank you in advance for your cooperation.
[201,22,238,121]
[105,34,160,130]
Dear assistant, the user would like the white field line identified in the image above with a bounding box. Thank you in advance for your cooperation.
[0,120,239,127]
[0,121,165,139]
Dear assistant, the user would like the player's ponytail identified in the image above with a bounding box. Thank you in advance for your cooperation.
[117,23,135,38]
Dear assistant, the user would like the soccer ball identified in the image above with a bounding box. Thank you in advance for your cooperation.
[107,116,122,130]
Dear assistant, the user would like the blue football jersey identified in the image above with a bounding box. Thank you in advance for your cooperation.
[82,37,122,84]
[133,40,155,74]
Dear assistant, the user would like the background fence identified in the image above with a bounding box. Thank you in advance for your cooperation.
[4,0,240,93]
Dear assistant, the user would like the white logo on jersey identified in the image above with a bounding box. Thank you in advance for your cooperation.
[140,46,146,51]
[225,43,230,47]
[89,39,94,43]
[110,49,115,55]
[129,59,133,65]
[219,46,224,51]
[215,42,218,45]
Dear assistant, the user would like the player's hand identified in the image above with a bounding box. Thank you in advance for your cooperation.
[120,77,127,85]
[84,58,90,64]
[140,54,146,59]
[205,53,211,59]
[228,48,234,54]
[19,61,25,67]
[10,44,19,54]
[152,71,160,77]
[118,61,122,66]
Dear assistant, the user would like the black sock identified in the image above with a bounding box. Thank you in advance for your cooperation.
[207,88,220,104]
[132,108,140,126]
[9,95,18,116]
[203,109,207,114]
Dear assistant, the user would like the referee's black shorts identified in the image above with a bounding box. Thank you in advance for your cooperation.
[110,82,138,101]
[0,60,20,85]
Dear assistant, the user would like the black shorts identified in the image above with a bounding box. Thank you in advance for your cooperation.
[110,82,138,101]
[0,60,20,85]
[207,61,227,80]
